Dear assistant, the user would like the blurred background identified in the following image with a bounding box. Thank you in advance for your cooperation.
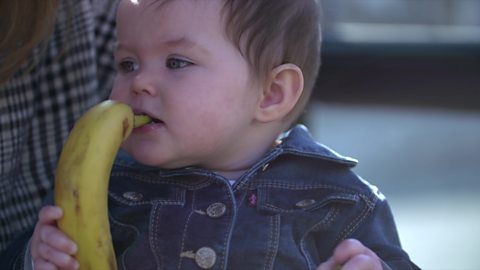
[305,1,480,269]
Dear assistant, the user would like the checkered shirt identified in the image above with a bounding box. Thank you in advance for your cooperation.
[0,0,119,252]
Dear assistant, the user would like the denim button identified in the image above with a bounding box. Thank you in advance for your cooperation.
[206,202,226,218]
[262,163,270,171]
[195,247,216,269]
[295,199,316,208]
[122,191,143,202]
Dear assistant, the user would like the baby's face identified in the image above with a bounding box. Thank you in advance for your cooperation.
[110,0,264,173]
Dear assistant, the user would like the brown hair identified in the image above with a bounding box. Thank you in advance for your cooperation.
[222,0,322,125]
[0,0,59,83]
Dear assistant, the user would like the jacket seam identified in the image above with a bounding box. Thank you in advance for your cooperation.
[300,206,340,269]
[337,194,374,241]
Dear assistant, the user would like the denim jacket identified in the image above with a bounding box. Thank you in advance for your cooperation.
[106,125,418,270]
[1,125,419,270]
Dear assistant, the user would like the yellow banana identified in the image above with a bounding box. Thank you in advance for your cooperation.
[54,100,150,270]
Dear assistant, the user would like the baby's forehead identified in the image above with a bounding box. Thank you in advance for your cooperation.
[121,0,201,8]
[119,0,225,16]
[118,0,229,29]
[121,0,168,8]
[118,0,181,21]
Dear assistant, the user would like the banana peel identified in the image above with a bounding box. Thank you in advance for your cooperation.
[54,100,150,270]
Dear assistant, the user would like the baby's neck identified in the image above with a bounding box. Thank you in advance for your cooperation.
[214,168,248,181]
[213,138,281,181]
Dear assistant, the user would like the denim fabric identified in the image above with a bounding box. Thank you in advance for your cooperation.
[107,125,420,270]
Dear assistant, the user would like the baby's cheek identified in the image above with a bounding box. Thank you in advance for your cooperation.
[109,79,132,101]
[109,89,126,101]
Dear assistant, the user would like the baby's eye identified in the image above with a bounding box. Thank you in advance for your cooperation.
[117,60,138,73]
[166,58,192,69]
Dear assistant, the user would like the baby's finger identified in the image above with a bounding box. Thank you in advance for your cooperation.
[39,225,78,255]
[37,242,79,270]
[316,257,339,270]
[341,253,381,270]
[38,206,63,224]
[332,239,368,265]
[33,258,58,270]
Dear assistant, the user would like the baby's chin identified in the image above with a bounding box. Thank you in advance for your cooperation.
[123,148,189,170]
[129,151,160,166]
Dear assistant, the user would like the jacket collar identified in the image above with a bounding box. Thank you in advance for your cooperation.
[277,124,358,167]
[114,125,358,179]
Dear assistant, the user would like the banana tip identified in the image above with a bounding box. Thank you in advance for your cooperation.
[133,115,152,128]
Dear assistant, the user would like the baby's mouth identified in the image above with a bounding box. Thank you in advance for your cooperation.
[150,117,164,125]
[133,113,163,127]
[133,109,164,127]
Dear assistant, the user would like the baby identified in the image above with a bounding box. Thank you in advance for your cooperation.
[14,0,420,269]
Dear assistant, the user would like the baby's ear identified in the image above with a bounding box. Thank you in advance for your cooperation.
[255,63,304,123]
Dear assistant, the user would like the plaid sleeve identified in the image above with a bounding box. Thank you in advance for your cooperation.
[0,0,119,253]
[94,0,119,98]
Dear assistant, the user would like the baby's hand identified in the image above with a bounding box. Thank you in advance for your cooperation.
[31,206,79,270]
[317,239,382,270]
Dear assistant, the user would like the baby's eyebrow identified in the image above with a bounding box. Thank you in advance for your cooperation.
[112,41,128,52]
[112,38,211,56]
[112,42,139,53]
[164,37,211,56]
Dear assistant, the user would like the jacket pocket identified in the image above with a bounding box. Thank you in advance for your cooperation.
[252,186,362,269]
[255,185,359,213]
